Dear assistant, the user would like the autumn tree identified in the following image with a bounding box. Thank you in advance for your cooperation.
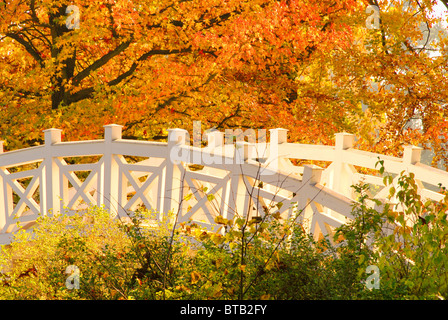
[1,0,448,169]
[0,0,364,149]
[332,0,448,165]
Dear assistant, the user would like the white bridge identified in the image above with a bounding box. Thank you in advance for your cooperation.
[0,124,447,245]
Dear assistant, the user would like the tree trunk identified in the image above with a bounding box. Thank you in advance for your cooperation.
[49,4,77,109]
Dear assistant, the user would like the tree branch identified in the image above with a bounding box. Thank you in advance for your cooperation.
[72,38,133,86]
[5,33,44,67]
[68,47,194,104]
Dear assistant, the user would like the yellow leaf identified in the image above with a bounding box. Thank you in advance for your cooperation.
[212,283,223,298]
[389,187,396,198]
[191,271,201,284]
[214,216,227,225]
[211,233,224,245]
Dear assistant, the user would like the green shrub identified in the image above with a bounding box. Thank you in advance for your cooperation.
[334,159,448,300]
[1,163,448,300]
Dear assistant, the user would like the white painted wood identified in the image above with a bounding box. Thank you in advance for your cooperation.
[0,124,447,244]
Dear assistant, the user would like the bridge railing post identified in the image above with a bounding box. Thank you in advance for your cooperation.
[206,130,223,149]
[204,130,223,165]
[333,132,355,198]
[42,128,62,216]
[299,164,324,237]
[302,164,323,185]
[234,141,249,164]
[403,145,422,165]
[266,128,288,175]
[103,124,123,217]
[166,129,188,220]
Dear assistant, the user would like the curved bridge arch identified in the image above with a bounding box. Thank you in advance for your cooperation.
[0,124,447,244]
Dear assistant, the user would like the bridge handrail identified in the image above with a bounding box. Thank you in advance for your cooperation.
[0,125,446,245]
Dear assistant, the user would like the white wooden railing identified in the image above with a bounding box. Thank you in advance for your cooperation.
[0,124,447,245]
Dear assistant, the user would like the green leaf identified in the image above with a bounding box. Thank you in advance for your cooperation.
[207,194,215,201]
[389,186,396,198]
[235,218,245,228]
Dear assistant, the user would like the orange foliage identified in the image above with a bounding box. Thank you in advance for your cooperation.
[0,0,447,168]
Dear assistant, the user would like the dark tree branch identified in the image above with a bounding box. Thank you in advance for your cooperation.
[122,72,218,131]
[67,47,194,104]
[215,105,242,129]
[29,0,50,28]
[5,33,44,67]
[0,84,44,99]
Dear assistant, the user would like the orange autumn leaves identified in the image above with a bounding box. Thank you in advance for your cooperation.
[1,0,448,167]
[0,0,361,147]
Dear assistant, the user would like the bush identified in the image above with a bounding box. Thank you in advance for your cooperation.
[335,160,448,299]
[1,163,448,300]
[0,205,363,300]
[0,207,188,299]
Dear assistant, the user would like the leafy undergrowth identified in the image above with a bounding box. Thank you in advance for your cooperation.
[1,166,448,300]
